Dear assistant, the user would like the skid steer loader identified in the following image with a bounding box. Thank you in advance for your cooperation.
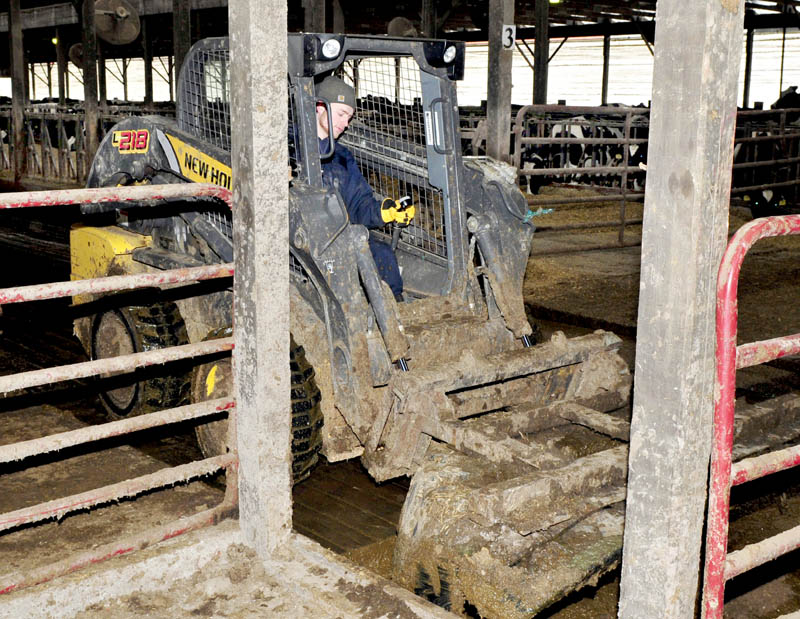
[70,34,632,617]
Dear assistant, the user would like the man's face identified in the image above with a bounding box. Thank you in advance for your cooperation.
[316,102,355,140]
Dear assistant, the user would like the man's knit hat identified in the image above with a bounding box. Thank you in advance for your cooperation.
[316,76,356,109]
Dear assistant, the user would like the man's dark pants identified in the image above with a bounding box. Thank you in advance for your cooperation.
[369,238,403,300]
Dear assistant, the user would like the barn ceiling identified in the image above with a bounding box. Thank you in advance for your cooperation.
[0,0,797,67]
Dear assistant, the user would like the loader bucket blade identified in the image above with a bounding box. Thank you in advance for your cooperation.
[380,330,633,616]
[394,443,626,618]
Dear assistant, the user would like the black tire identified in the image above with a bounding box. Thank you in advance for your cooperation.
[192,331,323,485]
[91,300,191,420]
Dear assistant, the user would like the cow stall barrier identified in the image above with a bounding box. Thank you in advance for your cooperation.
[0,183,236,595]
[732,109,800,211]
[512,104,648,254]
[506,105,800,255]
[702,214,800,618]
[0,104,176,185]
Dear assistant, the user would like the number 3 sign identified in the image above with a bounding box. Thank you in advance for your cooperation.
[502,24,516,49]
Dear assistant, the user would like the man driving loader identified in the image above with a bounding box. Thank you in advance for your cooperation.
[315,75,415,301]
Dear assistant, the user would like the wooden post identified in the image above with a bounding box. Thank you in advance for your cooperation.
[173,0,192,81]
[422,0,435,38]
[142,17,153,105]
[55,27,67,179]
[82,0,100,167]
[617,1,746,616]
[303,0,325,33]
[168,55,174,102]
[486,0,513,162]
[10,0,25,183]
[97,42,107,108]
[23,52,29,102]
[56,27,67,106]
[533,0,548,105]
[229,0,292,554]
[743,28,753,108]
[122,58,129,101]
[601,34,610,106]
[332,0,344,33]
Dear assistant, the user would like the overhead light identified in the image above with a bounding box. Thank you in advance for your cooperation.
[443,45,457,63]
[51,37,58,45]
[321,39,341,59]
[549,0,562,3]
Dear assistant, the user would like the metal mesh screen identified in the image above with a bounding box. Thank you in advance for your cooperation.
[177,39,231,152]
[338,57,447,258]
[290,252,310,283]
[204,209,232,241]
[288,82,301,172]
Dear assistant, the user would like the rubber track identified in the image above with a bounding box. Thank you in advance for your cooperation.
[290,337,324,483]
[129,302,192,412]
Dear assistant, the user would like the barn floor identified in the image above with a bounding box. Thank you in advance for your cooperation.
[1,190,800,616]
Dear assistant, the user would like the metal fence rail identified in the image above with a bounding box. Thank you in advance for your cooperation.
[0,183,237,596]
[702,214,800,618]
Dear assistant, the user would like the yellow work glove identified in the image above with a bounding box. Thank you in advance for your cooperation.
[381,195,416,226]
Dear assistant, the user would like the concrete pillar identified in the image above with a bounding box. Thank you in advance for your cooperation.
[142,17,154,105]
[229,0,292,554]
[486,0,513,162]
[173,0,191,80]
[617,1,746,617]
[601,34,610,105]
[421,0,435,38]
[303,0,325,33]
[82,0,100,165]
[743,27,754,108]
[10,0,25,183]
[533,0,548,105]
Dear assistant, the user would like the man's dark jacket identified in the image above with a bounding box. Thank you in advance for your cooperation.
[319,137,384,228]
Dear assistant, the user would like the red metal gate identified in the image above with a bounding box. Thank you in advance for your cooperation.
[0,183,237,595]
[702,214,800,617]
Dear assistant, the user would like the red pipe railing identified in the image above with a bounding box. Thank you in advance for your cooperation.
[0,183,238,595]
[702,214,800,618]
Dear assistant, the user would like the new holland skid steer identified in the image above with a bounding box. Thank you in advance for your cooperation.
[71,34,632,617]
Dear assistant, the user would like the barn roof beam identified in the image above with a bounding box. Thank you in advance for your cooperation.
[446,10,799,42]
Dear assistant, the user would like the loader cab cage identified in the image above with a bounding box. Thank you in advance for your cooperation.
[177,34,467,278]
[300,34,466,275]
[177,37,231,152]
[336,56,448,258]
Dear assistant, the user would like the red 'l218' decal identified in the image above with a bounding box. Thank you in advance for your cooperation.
[112,129,150,154]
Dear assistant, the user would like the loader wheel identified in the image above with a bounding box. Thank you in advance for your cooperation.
[91,300,191,420]
[192,330,324,484]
